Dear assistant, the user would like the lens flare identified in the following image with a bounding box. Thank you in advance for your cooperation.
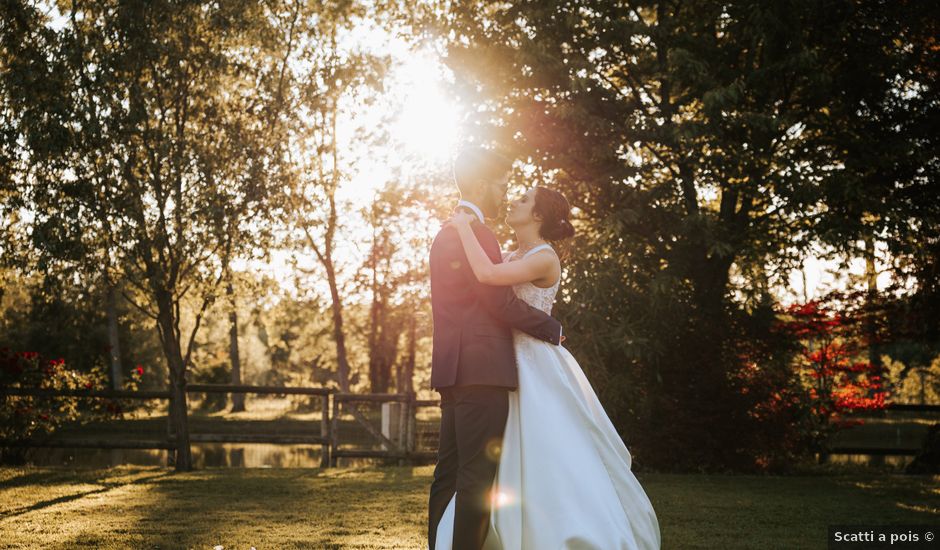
[489,487,516,508]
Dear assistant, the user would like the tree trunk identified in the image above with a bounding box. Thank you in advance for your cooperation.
[227,280,245,412]
[400,314,416,397]
[863,234,882,371]
[156,290,193,471]
[367,264,385,393]
[367,300,394,393]
[105,270,124,390]
[323,256,352,392]
[691,247,734,323]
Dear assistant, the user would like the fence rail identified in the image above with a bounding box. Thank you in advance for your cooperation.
[879,403,940,413]
[822,402,940,461]
[0,438,178,450]
[329,392,439,466]
[3,385,935,466]
[826,447,920,456]
[0,383,334,466]
[2,387,173,399]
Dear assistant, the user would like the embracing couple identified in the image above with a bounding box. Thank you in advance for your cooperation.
[426,147,662,550]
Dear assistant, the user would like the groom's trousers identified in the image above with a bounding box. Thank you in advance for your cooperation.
[428,384,510,550]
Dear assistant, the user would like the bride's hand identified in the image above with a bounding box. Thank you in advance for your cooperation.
[446,210,476,228]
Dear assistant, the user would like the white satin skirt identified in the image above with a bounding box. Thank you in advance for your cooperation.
[434,333,662,550]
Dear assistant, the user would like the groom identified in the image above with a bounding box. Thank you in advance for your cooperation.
[427,147,563,550]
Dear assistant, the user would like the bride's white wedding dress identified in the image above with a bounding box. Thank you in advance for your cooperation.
[434,243,661,550]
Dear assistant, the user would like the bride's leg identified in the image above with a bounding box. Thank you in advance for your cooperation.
[429,387,458,550]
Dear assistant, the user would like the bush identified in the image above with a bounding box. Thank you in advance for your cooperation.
[0,348,146,463]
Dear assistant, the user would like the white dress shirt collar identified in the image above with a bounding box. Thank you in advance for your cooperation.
[456,199,485,224]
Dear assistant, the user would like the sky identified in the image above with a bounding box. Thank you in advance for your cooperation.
[779,241,899,305]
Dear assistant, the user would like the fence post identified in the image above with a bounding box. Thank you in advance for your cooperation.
[396,395,408,466]
[166,394,176,468]
[406,392,416,459]
[320,393,330,468]
[330,394,340,467]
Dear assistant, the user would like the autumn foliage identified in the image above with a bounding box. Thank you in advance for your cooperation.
[772,290,889,453]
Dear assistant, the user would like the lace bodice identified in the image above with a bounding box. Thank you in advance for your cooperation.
[502,244,560,314]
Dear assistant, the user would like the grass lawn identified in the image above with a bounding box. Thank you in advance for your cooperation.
[0,464,937,549]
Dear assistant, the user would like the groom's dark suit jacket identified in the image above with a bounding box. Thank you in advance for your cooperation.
[429,218,562,391]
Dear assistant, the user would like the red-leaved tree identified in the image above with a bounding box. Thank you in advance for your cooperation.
[774,290,889,454]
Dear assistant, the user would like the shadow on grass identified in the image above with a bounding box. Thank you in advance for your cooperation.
[38,465,430,550]
[650,471,939,549]
[3,464,935,550]
[1,471,172,520]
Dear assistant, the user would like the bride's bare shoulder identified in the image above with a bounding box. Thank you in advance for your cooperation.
[532,246,561,264]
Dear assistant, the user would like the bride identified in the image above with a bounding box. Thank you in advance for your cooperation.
[435,185,661,550]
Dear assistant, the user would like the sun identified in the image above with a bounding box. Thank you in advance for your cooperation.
[337,46,460,205]
[391,53,460,162]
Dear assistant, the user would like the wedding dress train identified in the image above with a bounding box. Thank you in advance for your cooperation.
[434,244,661,550]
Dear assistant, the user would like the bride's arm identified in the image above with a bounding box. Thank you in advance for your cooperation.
[449,215,555,286]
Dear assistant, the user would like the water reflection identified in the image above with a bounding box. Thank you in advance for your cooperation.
[20,446,914,470]
[23,443,323,469]
[824,453,914,470]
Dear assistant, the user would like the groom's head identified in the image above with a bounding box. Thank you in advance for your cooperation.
[453,147,513,219]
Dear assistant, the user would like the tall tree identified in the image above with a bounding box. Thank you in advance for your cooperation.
[358,181,438,394]
[273,1,389,393]
[2,0,288,470]
[427,0,939,470]
[226,271,245,412]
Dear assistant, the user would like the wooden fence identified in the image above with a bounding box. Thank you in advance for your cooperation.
[2,386,937,465]
[329,392,440,465]
[0,384,357,467]
[824,403,940,459]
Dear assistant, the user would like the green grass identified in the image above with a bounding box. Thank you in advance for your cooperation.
[0,465,936,549]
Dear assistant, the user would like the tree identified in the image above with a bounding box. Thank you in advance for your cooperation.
[358,181,439,394]
[2,0,288,470]
[272,1,389,393]
[774,290,889,458]
[425,0,937,469]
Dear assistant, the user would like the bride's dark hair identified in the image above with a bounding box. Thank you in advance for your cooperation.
[533,186,576,242]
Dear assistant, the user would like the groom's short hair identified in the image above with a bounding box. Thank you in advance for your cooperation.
[453,146,513,194]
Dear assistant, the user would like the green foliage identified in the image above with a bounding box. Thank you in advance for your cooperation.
[428,0,939,471]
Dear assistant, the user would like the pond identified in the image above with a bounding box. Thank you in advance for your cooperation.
[823,453,915,470]
[18,444,432,469]
[20,443,324,469]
